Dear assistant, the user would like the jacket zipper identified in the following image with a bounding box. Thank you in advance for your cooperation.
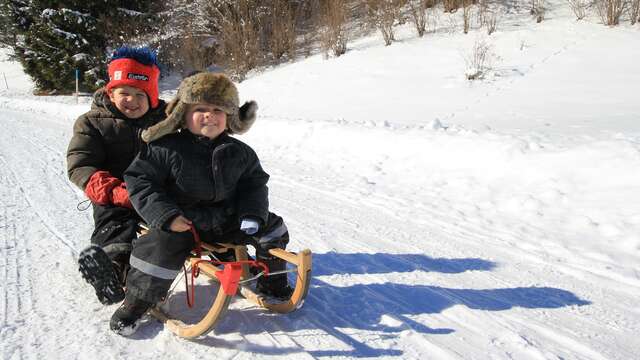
[211,143,233,200]
[133,127,141,156]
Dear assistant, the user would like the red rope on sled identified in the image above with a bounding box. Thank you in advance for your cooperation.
[183,225,269,308]
[189,224,203,258]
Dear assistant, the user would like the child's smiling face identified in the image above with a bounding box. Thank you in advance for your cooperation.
[185,103,227,139]
[107,85,149,119]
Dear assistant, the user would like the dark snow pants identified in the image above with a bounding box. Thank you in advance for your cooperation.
[91,203,142,265]
[126,212,290,303]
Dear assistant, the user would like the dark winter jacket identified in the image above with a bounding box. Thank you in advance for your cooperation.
[66,88,167,189]
[123,131,270,233]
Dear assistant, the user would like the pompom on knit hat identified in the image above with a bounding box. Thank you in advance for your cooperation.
[106,46,161,109]
[142,72,257,143]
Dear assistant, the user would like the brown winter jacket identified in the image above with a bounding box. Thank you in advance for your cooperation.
[66,88,167,190]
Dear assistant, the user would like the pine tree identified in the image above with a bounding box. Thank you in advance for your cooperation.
[7,1,161,94]
[0,0,26,48]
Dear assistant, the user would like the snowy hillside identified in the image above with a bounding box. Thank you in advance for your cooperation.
[1,2,639,359]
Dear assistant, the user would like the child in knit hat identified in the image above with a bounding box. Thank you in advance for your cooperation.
[110,72,292,335]
[67,46,166,306]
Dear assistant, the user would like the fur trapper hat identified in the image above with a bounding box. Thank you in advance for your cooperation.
[142,72,257,143]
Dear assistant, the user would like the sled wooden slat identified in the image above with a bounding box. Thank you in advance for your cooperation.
[267,248,301,266]
[200,243,251,279]
[151,243,312,339]
[150,283,233,339]
[242,248,312,313]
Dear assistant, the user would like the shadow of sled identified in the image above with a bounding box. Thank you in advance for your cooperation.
[155,251,589,358]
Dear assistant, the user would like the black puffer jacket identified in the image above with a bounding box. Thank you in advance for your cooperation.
[66,88,167,189]
[124,131,270,233]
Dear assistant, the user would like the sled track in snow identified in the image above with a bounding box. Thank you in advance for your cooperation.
[0,112,81,255]
[0,154,37,359]
[0,111,99,358]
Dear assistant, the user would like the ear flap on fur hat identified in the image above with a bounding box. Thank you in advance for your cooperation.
[141,100,186,143]
[228,100,258,134]
[165,97,180,115]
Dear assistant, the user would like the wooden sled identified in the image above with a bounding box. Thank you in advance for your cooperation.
[150,242,312,339]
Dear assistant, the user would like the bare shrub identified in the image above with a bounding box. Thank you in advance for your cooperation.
[446,11,460,33]
[443,0,462,12]
[424,0,439,8]
[156,0,220,73]
[179,35,217,72]
[566,0,590,20]
[216,1,261,81]
[320,0,349,57]
[477,0,489,26]
[475,0,501,34]
[485,10,499,34]
[396,0,409,24]
[366,0,403,46]
[520,39,528,51]
[531,0,546,22]
[408,0,427,36]
[426,4,441,32]
[629,0,640,24]
[462,0,472,33]
[268,0,297,61]
[596,0,626,25]
[464,37,498,80]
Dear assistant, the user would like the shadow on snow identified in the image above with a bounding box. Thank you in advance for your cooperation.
[311,251,496,276]
[133,251,590,358]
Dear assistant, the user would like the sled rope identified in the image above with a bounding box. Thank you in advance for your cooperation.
[189,224,203,258]
[184,225,270,308]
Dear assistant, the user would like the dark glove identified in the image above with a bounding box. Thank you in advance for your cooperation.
[182,207,227,234]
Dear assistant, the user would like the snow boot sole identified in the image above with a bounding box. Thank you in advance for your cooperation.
[78,245,125,305]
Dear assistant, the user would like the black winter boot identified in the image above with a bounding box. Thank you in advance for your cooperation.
[110,295,153,336]
[256,257,293,301]
[78,245,125,305]
[112,260,130,287]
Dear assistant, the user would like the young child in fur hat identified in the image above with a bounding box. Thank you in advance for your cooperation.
[67,46,166,306]
[110,72,292,335]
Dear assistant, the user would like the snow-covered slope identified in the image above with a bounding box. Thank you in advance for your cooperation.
[1,3,639,359]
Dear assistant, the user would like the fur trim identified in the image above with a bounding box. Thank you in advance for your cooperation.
[142,72,258,142]
[231,100,258,134]
[141,101,185,143]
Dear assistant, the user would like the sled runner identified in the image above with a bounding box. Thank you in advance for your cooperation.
[149,239,312,339]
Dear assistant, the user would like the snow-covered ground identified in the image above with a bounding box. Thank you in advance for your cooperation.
[1,3,639,359]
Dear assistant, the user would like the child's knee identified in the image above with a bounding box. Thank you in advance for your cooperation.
[254,218,289,257]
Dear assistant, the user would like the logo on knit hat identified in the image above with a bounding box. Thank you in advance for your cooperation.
[113,71,122,80]
[128,73,149,81]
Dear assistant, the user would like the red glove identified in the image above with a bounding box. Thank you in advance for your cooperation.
[110,183,133,209]
[85,171,121,205]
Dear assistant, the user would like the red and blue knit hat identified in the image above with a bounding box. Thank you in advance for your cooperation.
[106,47,161,108]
